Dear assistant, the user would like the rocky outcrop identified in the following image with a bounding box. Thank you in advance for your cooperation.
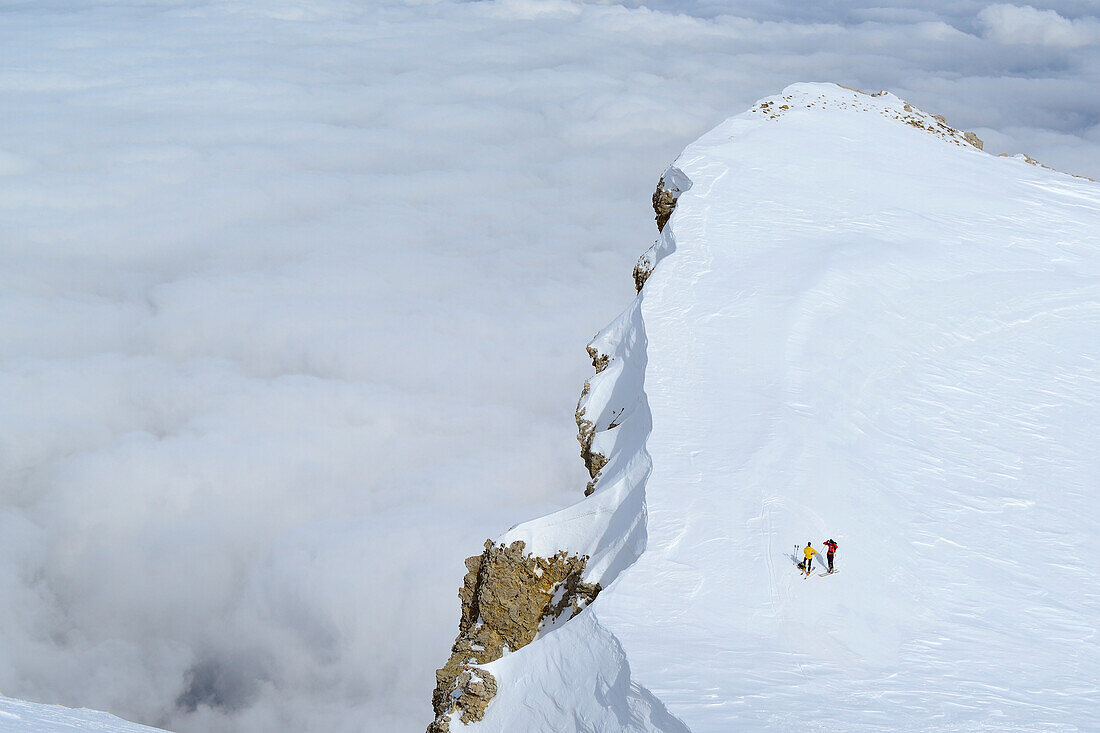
[586,344,610,374]
[754,90,988,152]
[427,540,600,732]
[430,667,496,731]
[963,131,984,151]
[635,173,686,291]
[651,172,688,234]
[574,383,607,496]
[427,165,674,729]
[633,248,657,293]
[652,177,678,233]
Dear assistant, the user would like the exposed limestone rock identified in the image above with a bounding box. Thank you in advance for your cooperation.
[427,540,600,732]
[633,249,656,292]
[757,87,987,153]
[638,172,687,289]
[575,382,594,458]
[652,175,679,232]
[586,344,610,374]
[575,383,607,495]
[584,445,608,479]
[451,668,496,726]
[578,346,610,495]
[963,131,984,151]
[636,176,680,291]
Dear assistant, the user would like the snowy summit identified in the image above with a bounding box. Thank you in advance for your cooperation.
[428,83,1100,731]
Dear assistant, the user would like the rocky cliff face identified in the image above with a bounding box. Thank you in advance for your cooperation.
[426,540,601,732]
[635,171,687,292]
[651,175,680,232]
[425,175,674,732]
[575,382,607,497]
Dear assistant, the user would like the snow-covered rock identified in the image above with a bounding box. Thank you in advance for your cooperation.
[0,695,166,732]
[430,82,1100,731]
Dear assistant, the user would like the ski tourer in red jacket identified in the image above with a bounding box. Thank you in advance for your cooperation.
[823,539,838,572]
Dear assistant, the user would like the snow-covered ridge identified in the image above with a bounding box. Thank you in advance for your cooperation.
[433,81,1100,731]
[0,695,165,732]
[749,85,987,151]
[428,168,692,730]
[427,160,689,732]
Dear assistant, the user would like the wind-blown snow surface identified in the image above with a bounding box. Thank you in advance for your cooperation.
[0,695,162,732]
[467,84,1100,731]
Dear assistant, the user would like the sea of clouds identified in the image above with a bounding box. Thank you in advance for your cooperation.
[1,1,1097,730]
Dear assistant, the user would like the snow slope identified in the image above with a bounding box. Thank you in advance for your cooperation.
[458,83,1100,731]
[0,695,165,732]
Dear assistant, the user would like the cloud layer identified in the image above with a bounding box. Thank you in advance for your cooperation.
[980,3,1100,47]
[1,1,1098,730]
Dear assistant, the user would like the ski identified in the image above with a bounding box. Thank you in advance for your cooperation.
[818,570,839,577]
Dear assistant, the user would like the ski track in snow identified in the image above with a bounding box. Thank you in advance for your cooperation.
[473,84,1100,732]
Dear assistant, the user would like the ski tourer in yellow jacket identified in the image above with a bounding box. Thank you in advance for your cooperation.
[803,543,817,574]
